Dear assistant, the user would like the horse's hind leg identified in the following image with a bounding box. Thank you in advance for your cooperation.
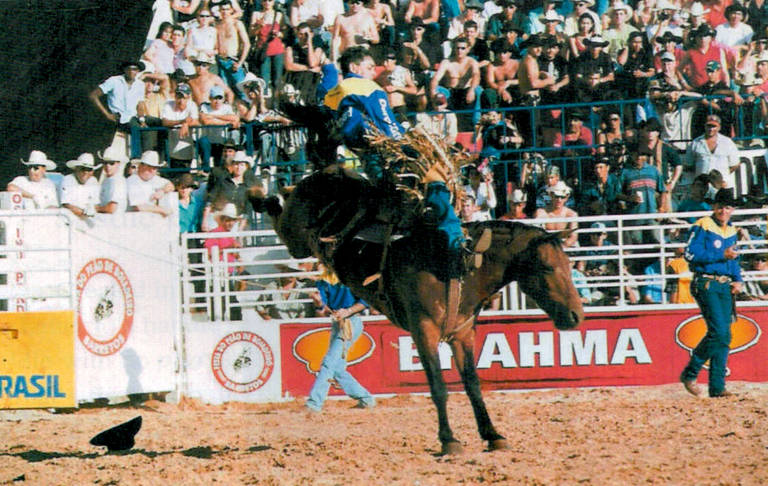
[412,322,463,455]
[450,328,509,451]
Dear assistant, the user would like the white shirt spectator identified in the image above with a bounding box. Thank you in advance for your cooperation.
[187,24,217,57]
[126,173,172,207]
[8,176,58,209]
[715,22,753,48]
[463,182,497,221]
[686,133,740,188]
[415,111,458,146]
[161,98,199,122]
[59,174,100,209]
[99,175,128,213]
[98,75,147,124]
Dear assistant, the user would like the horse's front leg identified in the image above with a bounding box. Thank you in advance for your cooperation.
[450,326,509,451]
[412,321,463,455]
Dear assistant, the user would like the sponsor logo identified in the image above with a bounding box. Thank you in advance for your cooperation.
[675,314,761,355]
[75,258,134,356]
[211,331,274,393]
[292,327,375,374]
[0,374,66,398]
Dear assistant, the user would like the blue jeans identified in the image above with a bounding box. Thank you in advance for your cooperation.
[306,315,374,410]
[260,53,284,92]
[217,56,247,100]
[682,277,733,396]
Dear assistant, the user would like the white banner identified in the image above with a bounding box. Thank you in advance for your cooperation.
[71,212,179,400]
[183,311,282,404]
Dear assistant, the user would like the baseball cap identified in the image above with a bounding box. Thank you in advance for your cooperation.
[706,60,721,71]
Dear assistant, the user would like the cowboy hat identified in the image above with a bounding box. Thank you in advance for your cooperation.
[97,145,128,164]
[713,188,739,207]
[522,33,549,48]
[724,3,747,17]
[584,35,609,48]
[21,150,57,171]
[509,189,528,204]
[539,10,564,22]
[737,71,763,87]
[233,150,254,168]
[216,203,240,220]
[237,72,270,97]
[691,24,716,38]
[654,0,678,11]
[686,2,709,16]
[139,150,166,167]
[546,180,572,197]
[655,31,683,44]
[464,0,484,9]
[607,2,632,17]
[65,152,102,171]
[90,416,142,452]
[755,51,768,64]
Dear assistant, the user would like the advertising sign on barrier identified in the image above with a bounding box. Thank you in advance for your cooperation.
[0,311,75,409]
[280,309,768,397]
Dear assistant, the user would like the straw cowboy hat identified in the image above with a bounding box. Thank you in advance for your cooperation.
[232,150,254,168]
[21,150,57,171]
[65,152,101,171]
[607,2,633,17]
[686,2,709,17]
[139,150,166,168]
[546,180,572,197]
[216,203,240,221]
[97,145,128,164]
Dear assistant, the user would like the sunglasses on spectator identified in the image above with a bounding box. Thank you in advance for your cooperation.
[211,95,224,100]
[553,194,568,199]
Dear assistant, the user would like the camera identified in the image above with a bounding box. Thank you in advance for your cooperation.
[658,11,670,21]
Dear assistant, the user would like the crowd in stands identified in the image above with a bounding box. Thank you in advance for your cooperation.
[10,0,768,315]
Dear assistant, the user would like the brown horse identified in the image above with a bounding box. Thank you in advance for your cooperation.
[255,167,584,455]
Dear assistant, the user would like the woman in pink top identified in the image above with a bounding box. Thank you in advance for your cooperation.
[143,22,176,74]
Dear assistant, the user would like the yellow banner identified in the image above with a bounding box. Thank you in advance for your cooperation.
[0,311,75,409]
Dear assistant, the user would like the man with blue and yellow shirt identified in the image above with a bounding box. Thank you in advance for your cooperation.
[681,188,743,398]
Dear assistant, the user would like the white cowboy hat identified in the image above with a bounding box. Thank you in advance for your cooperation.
[139,150,166,167]
[65,152,102,170]
[654,0,678,11]
[546,180,572,197]
[21,150,57,171]
[539,10,564,23]
[737,71,763,87]
[233,150,254,168]
[607,2,633,17]
[237,72,271,98]
[216,203,240,220]
[97,145,129,164]
[510,189,528,204]
[687,2,709,16]
[754,51,768,64]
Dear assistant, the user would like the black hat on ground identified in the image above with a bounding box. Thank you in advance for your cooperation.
[90,416,142,452]
[713,188,739,207]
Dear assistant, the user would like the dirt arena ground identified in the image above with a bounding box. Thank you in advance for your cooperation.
[1,382,767,485]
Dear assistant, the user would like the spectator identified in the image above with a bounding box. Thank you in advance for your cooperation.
[403,0,440,40]
[460,193,483,221]
[375,48,419,125]
[534,180,580,247]
[367,0,395,51]
[331,0,379,61]
[602,2,638,59]
[170,23,188,68]
[463,164,497,220]
[538,34,570,109]
[616,31,654,99]
[431,37,481,132]
[715,3,753,49]
[188,52,235,106]
[564,0,601,38]
[683,3,710,46]
[568,13,598,59]
[573,36,615,86]
[185,9,218,61]
[289,0,325,37]
[500,188,529,219]
[142,22,175,74]
[526,0,566,36]
[552,112,594,179]
[255,261,315,320]
[691,60,739,137]
[578,157,620,216]
[216,1,251,99]
[249,0,287,93]
[596,110,625,150]
[198,85,240,171]
[517,33,555,143]
[90,60,148,157]
[95,146,128,214]
[176,173,204,233]
[481,40,519,109]
[532,164,565,209]
[464,20,491,68]
[284,22,327,105]
[136,71,172,154]
[644,79,701,149]
[740,253,768,301]
[652,31,684,71]
[204,202,246,320]
[639,259,664,303]
[666,246,695,304]
[679,24,730,89]
[677,173,712,222]
[578,221,616,274]
[635,117,682,211]
[445,0,487,45]
[685,114,740,189]
[126,150,174,216]
[7,151,59,209]
[203,150,263,230]
[487,0,529,42]
[616,152,666,244]
[399,18,442,97]
[161,82,200,168]
[61,153,101,219]
[746,0,768,40]
[414,92,458,145]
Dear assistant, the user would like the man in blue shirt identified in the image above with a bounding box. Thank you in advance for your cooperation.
[680,188,743,398]
[617,153,666,245]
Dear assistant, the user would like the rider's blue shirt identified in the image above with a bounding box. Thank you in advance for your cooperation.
[684,215,742,282]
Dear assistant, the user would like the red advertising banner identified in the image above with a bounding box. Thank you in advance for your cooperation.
[280,309,766,398]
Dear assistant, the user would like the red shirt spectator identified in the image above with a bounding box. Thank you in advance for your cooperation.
[680,25,729,87]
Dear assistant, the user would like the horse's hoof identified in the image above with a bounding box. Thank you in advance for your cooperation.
[441,441,464,455]
[488,439,510,451]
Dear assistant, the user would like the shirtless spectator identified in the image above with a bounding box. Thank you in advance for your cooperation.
[375,49,418,124]
[186,9,218,61]
[367,0,395,49]
[7,151,59,209]
[481,40,519,109]
[399,18,442,96]
[403,0,440,41]
[126,151,174,217]
[60,153,101,219]
[198,85,240,171]
[431,37,480,132]
[534,181,579,247]
[284,22,327,104]
[517,33,555,144]
[331,0,379,61]
[216,1,251,99]
[188,52,234,105]
[96,146,128,214]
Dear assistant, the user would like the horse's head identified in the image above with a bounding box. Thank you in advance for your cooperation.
[513,229,584,330]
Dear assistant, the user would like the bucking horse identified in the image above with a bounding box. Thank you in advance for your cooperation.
[252,109,584,455]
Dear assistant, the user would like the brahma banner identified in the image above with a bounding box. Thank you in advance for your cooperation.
[280,309,766,397]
